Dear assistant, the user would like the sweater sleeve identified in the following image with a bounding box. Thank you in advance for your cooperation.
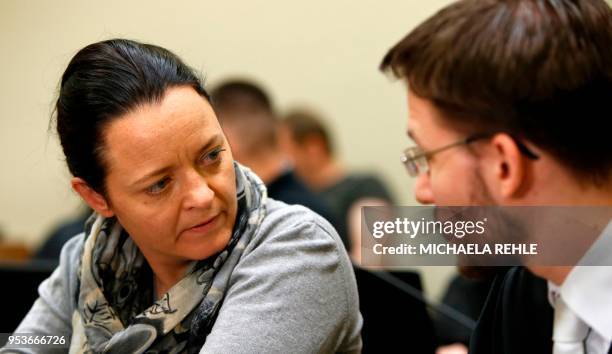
[0,234,83,354]
[201,203,362,354]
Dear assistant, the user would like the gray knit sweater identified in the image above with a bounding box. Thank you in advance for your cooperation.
[2,199,362,353]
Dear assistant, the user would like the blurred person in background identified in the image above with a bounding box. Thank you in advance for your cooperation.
[211,80,343,237]
[380,0,612,353]
[279,109,393,261]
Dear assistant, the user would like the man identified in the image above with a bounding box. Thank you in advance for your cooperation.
[211,79,340,231]
[380,0,612,353]
[279,109,393,260]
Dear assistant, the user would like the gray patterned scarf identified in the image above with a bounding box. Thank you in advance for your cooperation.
[69,163,267,354]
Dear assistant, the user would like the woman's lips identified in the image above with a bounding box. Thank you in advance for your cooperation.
[181,214,220,237]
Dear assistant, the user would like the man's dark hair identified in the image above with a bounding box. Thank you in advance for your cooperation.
[55,38,209,194]
[381,0,612,184]
[211,79,278,150]
[211,79,273,117]
[282,109,335,156]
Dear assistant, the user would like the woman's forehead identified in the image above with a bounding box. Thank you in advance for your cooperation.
[102,87,223,170]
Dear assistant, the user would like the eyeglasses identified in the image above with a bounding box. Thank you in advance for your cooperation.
[401,133,539,177]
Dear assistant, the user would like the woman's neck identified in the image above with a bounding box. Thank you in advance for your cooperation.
[150,259,191,300]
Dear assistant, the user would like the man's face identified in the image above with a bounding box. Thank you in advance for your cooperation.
[216,110,276,166]
[408,91,502,277]
[407,91,494,206]
[218,117,247,163]
[277,124,312,179]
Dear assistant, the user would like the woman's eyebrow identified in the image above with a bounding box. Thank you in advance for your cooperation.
[194,133,224,159]
[132,165,173,187]
[132,133,224,186]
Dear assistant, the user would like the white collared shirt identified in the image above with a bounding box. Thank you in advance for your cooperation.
[548,221,612,354]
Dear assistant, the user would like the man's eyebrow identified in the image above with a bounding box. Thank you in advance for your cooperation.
[132,133,224,187]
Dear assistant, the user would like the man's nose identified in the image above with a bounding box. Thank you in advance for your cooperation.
[414,173,434,205]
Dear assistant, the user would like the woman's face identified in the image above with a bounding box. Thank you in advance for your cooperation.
[96,86,237,268]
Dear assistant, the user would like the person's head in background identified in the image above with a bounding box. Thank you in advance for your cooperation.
[280,109,394,263]
[210,79,342,232]
[381,0,612,284]
[279,109,343,190]
[211,80,285,184]
[381,0,612,208]
[56,39,237,283]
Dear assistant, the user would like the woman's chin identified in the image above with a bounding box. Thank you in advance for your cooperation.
[177,229,232,261]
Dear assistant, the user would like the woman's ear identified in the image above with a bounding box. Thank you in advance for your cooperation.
[489,133,529,199]
[71,177,114,217]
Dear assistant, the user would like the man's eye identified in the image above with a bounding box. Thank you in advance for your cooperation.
[200,147,226,166]
[147,177,170,195]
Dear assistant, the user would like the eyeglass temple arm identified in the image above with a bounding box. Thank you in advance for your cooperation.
[465,134,539,160]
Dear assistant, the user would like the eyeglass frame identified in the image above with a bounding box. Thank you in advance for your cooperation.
[400,133,539,177]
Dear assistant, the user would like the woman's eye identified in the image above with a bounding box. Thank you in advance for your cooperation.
[147,177,170,195]
[200,147,226,166]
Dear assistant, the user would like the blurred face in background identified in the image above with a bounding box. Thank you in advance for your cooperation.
[278,124,305,174]
[217,114,249,164]
[216,109,278,167]
[278,124,324,179]
[96,86,238,268]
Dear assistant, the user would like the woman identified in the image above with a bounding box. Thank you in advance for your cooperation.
[4,39,361,353]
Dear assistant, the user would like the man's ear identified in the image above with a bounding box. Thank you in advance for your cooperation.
[489,133,530,199]
[71,177,114,217]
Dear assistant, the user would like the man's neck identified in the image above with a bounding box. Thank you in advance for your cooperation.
[241,149,286,185]
[303,160,345,191]
[525,184,612,286]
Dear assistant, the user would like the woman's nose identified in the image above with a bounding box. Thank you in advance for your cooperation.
[414,173,435,205]
[183,172,214,210]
